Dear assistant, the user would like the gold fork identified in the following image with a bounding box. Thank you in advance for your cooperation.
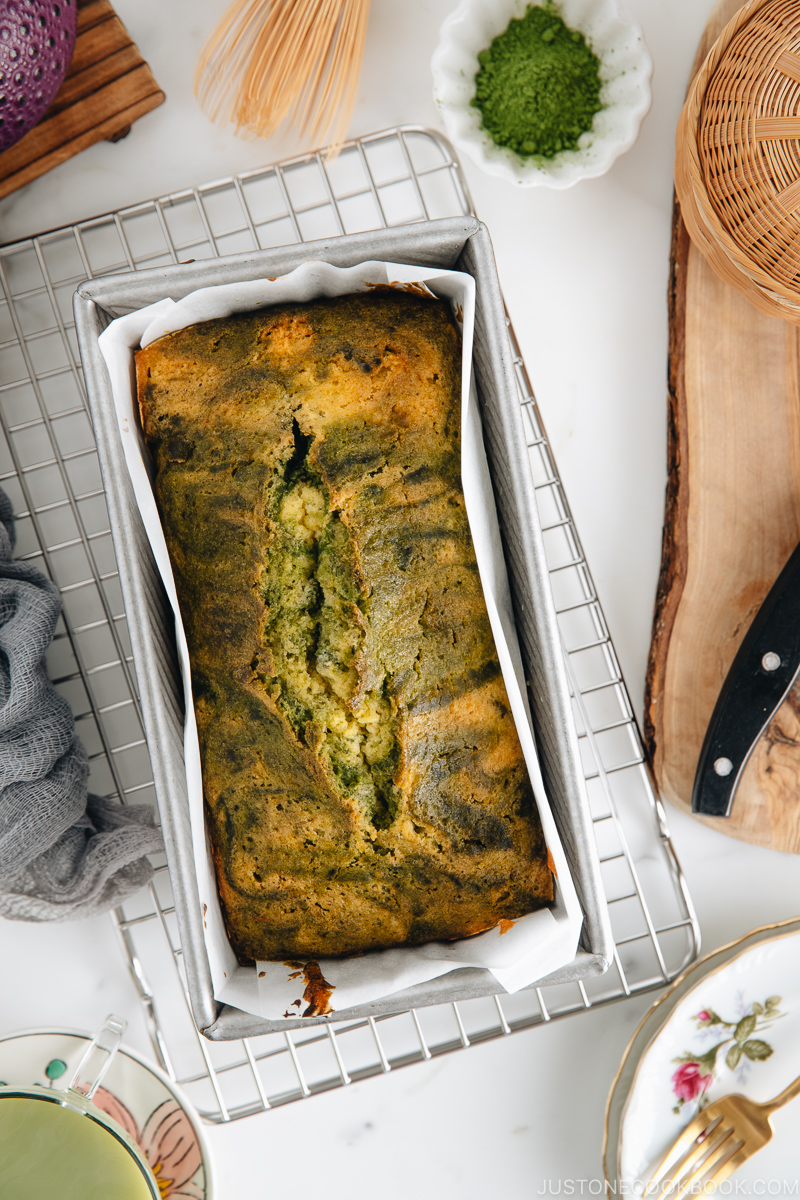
[643,1072,800,1194]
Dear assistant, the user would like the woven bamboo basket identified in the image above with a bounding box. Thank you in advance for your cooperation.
[675,0,800,324]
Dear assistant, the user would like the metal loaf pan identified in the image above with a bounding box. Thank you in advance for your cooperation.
[73,216,613,1039]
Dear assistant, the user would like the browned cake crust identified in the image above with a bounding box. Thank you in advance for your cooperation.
[135,290,553,962]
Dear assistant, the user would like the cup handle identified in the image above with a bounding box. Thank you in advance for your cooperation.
[68,1013,127,1101]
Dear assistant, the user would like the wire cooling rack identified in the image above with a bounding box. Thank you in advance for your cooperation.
[0,125,698,1121]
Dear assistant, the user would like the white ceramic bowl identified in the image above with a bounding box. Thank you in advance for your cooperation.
[432,0,653,188]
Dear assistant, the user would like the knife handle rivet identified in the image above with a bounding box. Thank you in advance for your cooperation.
[714,756,734,776]
[762,651,781,672]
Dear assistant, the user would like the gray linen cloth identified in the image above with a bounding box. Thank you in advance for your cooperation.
[0,489,163,920]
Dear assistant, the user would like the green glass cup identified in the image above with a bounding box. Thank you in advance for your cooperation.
[0,1014,160,1200]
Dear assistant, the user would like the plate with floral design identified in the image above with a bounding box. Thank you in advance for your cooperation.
[0,1028,212,1199]
[603,917,800,1187]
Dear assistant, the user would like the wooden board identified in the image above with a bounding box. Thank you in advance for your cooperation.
[645,0,800,854]
[0,0,164,201]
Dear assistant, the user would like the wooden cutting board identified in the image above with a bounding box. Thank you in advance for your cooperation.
[0,0,164,201]
[645,0,800,855]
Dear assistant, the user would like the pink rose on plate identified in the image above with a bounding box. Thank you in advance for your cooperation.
[696,1010,710,1022]
[672,1062,712,1103]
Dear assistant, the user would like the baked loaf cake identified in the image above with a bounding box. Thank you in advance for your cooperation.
[136,290,553,962]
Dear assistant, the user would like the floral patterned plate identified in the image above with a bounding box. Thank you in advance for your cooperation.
[603,917,800,1187]
[0,1028,212,1199]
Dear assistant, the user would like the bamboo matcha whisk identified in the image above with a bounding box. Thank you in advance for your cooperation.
[194,0,371,150]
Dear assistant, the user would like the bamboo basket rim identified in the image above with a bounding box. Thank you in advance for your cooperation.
[675,0,800,323]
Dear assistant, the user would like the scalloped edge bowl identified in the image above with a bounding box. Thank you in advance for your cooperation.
[432,0,653,188]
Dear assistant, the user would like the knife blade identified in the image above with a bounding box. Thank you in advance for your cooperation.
[692,538,800,817]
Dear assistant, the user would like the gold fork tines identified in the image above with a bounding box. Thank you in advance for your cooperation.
[643,1072,800,1194]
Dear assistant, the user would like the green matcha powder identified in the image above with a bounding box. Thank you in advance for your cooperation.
[472,4,602,160]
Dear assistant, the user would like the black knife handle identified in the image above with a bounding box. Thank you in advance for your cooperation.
[692,539,800,817]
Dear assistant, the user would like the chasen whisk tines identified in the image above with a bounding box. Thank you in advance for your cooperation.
[194,0,371,152]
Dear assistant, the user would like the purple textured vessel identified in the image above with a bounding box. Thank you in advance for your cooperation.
[0,0,77,152]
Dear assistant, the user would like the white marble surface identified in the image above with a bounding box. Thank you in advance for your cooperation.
[2,0,800,1194]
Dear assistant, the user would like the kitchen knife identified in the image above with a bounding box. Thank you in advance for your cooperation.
[692,538,800,817]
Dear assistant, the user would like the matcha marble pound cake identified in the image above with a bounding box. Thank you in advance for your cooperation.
[135,289,553,962]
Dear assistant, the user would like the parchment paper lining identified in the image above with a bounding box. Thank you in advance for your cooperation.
[98,260,582,1019]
